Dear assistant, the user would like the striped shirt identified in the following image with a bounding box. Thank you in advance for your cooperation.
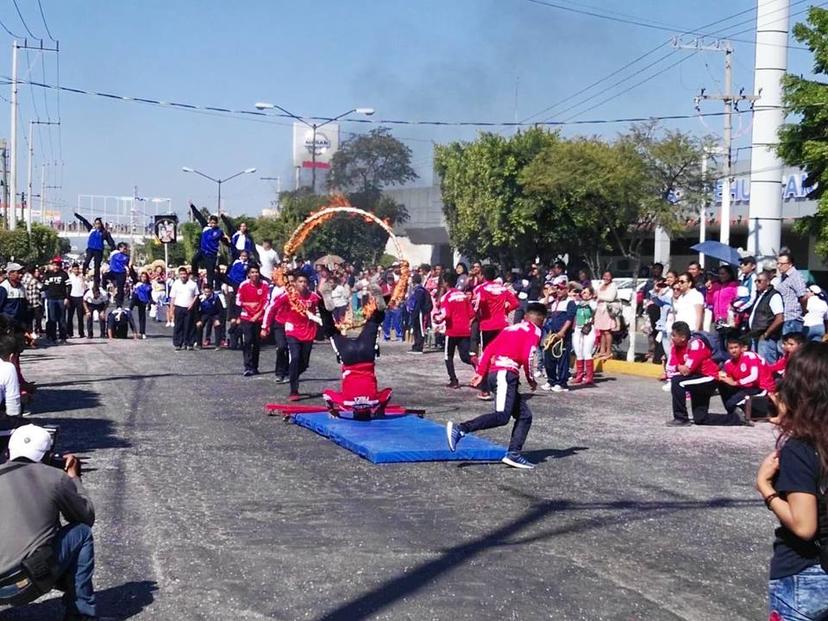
[777,267,807,322]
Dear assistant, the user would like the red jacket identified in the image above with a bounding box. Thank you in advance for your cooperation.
[767,354,788,377]
[262,285,291,327]
[723,351,776,391]
[236,279,269,323]
[439,287,474,337]
[275,290,321,342]
[476,321,541,381]
[668,336,719,378]
[473,281,519,331]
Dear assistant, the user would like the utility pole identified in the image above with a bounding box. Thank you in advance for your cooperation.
[39,163,45,222]
[26,120,59,233]
[673,38,757,247]
[9,41,18,230]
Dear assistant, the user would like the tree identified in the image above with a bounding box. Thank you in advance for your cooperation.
[0,224,69,266]
[778,6,828,260]
[328,127,418,194]
[434,128,563,267]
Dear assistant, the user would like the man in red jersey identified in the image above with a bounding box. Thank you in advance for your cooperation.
[316,282,392,419]
[445,302,547,470]
[718,336,775,422]
[437,271,477,389]
[236,265,269,377]
[262,273,321,400]
[472,265,519,399]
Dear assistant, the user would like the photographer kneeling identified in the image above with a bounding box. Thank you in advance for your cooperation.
[0,424,97,620]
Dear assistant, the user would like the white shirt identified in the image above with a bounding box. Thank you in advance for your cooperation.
[674,288,704,330]
[331,285,350,309]
[68,273,86,297]
[235,234,248,251]
[804,295,828,327]
[83,289,109,306]
[256,245,279,279]
[0,358,20,416]
[170,279,199,308]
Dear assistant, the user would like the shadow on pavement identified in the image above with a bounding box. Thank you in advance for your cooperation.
[32,388,101,414]
[0,580,158,620]
[39,417,131,453]
[39,374,178,388]
[312,488,759,621]
[523,446,589,463]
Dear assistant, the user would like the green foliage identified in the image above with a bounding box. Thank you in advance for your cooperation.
[434,128,561,267]
[0,224,68,266]
[778,6,828,259]
[329,127,418,193]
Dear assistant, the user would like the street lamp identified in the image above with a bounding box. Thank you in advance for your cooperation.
[254,102,375,192]
[181,166,256,216]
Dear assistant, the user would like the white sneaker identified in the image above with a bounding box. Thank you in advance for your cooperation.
[534,370,544,379]
[661,382,671,392]
[165,321,173,328]
[541,382,553,391]
[551,385,569,393]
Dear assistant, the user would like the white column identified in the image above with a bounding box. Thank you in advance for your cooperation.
[747,0,789,259]
[653,226,671,267]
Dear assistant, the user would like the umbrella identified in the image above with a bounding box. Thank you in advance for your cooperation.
[314,254,344,267]
[690,241,741,266]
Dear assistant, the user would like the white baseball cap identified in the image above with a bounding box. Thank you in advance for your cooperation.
[8,424,53,462]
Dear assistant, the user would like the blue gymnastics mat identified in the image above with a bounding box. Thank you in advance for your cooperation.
[292,412,507,464]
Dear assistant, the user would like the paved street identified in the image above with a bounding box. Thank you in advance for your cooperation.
[2,325,777,621]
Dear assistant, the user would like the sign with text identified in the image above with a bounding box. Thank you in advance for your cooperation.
[292,121,339,169]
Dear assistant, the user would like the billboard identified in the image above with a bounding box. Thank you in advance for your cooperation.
[154,214,178,244]
[292,121,339,169]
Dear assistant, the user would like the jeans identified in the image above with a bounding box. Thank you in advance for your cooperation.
[544,336,572,388]
[53,523,96,618]
[382,307,403,340]
[755,336,780,365]
[804,324,825,342]
[459,370,532,452]
[768,564,828,620]
[45,298,67,341]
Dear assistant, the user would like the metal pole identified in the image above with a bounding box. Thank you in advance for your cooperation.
[295,166,300,190]
[1,142,7,225]
[26,121,33,233]
[311,125,317,193]
[217,179,222,216]
[39,163,44,224]
[700,154,708,268]
[748,0,790,259]
[9,41,18,230]
[720,47,733,246]
[130,185,137,236]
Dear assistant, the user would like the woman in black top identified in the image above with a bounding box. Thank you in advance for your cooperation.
[756,341,828,620]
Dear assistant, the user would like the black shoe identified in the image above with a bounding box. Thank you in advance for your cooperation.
[446,380,460,389]
[243,369,254,377]
[275,376,288,384]
[665,419,691,427]
[733,407,754,427]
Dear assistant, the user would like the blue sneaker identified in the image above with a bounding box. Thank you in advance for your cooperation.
[446,421,464,452]
[501,452,535,470]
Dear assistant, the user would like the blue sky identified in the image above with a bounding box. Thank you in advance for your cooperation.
[0,0,820,220]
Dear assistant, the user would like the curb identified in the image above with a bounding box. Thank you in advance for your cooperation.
[595,358,664,379]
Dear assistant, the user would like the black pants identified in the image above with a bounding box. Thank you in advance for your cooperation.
[719,384,764,414]
[287,337,313,394]
[481,329,501,351]
[272,322,289,379]
[671,374,739,425]
[470,319,480,355]
[29,305,43,334]
[106,272,127,307]
[86,305,107,337]
[130,299,147,335]
[83,249,103,286]
[445,336,474,382]
[197,313,223,345]
[173,306,194,347]
[240,321,262,372]
[66,296,85,337]
[192,251,218,289]
[411,312,426,351]
[459,371,532,452]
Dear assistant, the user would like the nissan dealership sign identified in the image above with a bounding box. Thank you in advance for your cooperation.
[292,121,339,169]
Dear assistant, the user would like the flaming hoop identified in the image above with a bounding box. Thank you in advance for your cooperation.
[274,195,410,330]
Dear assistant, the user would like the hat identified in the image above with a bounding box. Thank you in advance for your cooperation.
[8,424,53,462]
[4,262,22,272]
[809,284,823,295]
[739,255,756,265]
[51,256,62,264]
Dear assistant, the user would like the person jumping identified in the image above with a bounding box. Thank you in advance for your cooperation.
[75,213,115,286]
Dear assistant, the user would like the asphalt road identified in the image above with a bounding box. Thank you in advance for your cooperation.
[1,324,778,621]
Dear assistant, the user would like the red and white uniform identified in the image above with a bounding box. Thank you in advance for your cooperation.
[439,287,475,338]
[473,281,519,331]
[272,290,321,342]
[262,284,291,327]
[236,279,268,322]
[322,361,392,413]
[667,337,719,378]
[476,321,541,381]
[723,351,776,392]
[767,354,788,377]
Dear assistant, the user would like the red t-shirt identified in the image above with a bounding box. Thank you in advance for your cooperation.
[668,337,719,378]
[277,290,321,342]
[439,287,475,337]
[724,351,776,391]
[262,285,291,327]
[473,281,519,331]
[236,279,269,322]
[476,321,541,380]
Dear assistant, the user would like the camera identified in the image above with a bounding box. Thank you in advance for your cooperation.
[42,426,65,470]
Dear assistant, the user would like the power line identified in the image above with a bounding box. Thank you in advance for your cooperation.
[0,13,23,38]
[35,0,55,41]
[10,0,37,38]
[523,0,810,51]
